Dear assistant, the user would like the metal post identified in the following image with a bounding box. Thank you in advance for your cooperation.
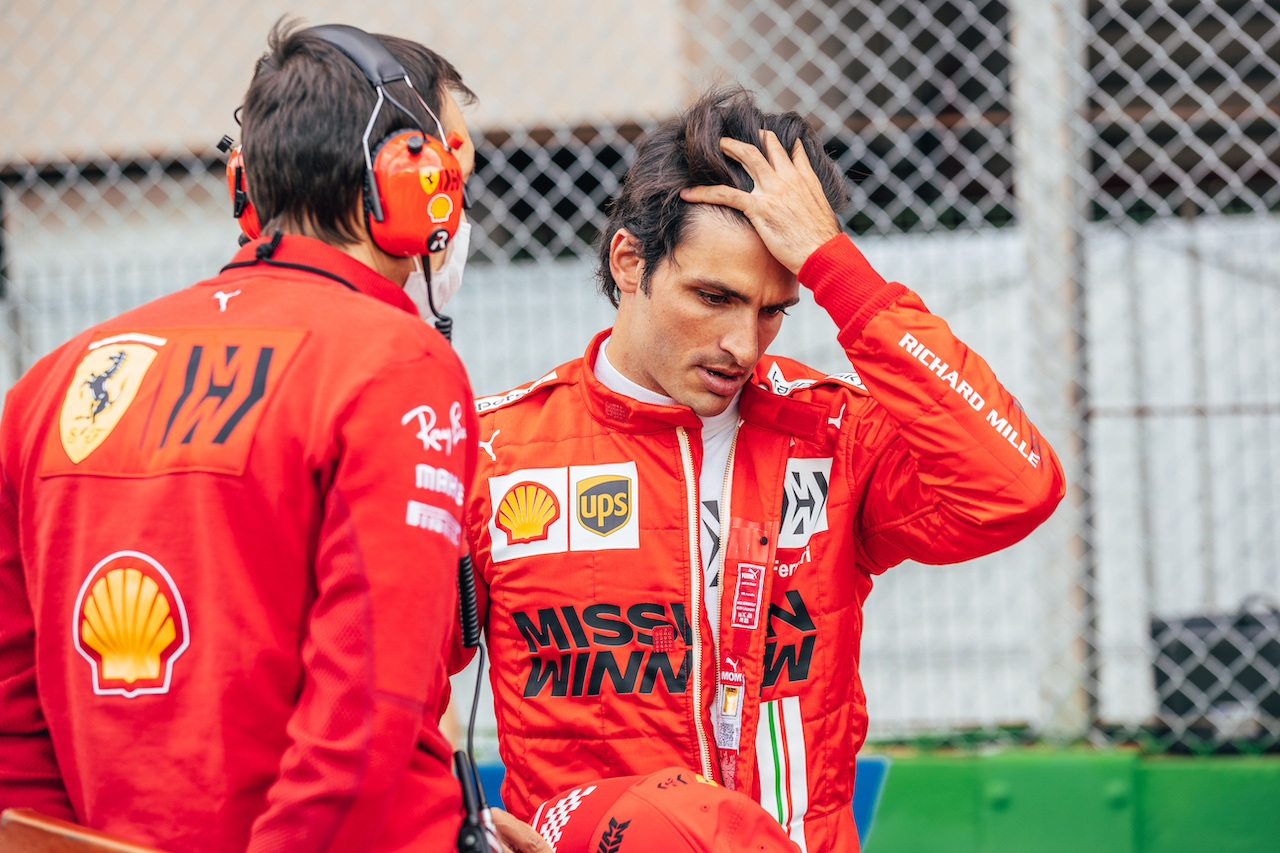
[0,183,22,397]
[1009,0,1097,739]
[1180,202,1216,610]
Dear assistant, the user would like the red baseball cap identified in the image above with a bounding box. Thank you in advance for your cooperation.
[529,766,801,853]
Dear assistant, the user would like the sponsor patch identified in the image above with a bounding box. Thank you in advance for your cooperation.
[766,362,816,396]
[406,500,462,545]
[419,166,441,194]
[475,370,558,413]
[766,361,867,396]
[575,475,630,537]
[427,228,449,253]
[477,429,500,462]
[428,193,453,223]
[489,463,641,561]
[730,562,765,629]
[514,601,692,698]
[489,468,570,562]
[497,482,561,544]
[415,463,464,506]
[59,340,162,464]
[826,370,866,391]
[778,457,832,548]
[73,550,190,698]
[212,290,240,312]
[42,328,307,478]
[764,590,817,689]
[401,401,467,455]
[569,462,640,551]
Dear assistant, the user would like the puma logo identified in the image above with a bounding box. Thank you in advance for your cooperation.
[213,290,242,312]
[478,429,500,462]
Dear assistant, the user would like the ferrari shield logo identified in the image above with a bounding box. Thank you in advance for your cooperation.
[59,341,160,464]
[419,166,441,194]
[576,475,631,537]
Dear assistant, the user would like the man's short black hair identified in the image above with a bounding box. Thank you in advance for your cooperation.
[595,86,849,307]
[239,18,475,245]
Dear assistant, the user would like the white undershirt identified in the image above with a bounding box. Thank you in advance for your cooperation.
[594,338,740,645]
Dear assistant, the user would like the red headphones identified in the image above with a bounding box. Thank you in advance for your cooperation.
[224,24,466,256]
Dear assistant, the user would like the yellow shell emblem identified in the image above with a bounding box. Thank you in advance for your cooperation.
[428,193,454,223]
[59,340,160,464]
[496,482,560,544]
[74,551,189,697]
[419,166,441,194]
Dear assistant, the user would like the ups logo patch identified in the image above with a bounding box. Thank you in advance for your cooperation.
[576,474,631,536]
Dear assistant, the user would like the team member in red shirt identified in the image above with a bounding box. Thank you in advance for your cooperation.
[459,88,1066,852]
[0,22,485,852]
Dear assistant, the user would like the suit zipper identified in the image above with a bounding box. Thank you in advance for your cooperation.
[676,427,713,779]
[712,420,744,709]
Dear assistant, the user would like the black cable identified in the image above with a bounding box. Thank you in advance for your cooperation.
[468,644,485,773]
[220,232,360,293]
[458,553,481,648]
[456,553,487,801]
[422,255,454,341]
[384,88,426,134]
[221,257,360,293]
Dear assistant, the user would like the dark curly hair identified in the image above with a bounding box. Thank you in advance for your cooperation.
[595,86,848,307]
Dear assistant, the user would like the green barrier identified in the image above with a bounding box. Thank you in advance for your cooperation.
[864,750,1280,853]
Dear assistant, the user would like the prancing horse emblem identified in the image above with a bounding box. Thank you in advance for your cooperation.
[81,351,127,422]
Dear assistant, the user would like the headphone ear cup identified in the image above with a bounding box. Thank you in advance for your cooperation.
[225,148,261,240]
[366,129,465,257]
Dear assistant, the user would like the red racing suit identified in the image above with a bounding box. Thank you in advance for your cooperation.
[0,236,476,853]
[458,234,1065,852]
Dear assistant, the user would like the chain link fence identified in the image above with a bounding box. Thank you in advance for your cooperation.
[3,0,1278,757]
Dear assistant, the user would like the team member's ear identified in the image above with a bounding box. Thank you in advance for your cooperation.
[609,229,644,296]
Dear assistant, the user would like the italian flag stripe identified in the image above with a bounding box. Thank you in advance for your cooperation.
[756,696,809,852]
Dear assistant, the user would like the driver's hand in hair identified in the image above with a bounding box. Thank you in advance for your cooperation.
[680,130,842,276]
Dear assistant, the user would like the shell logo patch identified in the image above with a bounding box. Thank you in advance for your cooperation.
[59,338,163,464]
[428,193,454,223]
[73,551,189,698]
[496,482,561,544]
[576,475,631,537]
[419,166,441,194]
[488,467,569,562]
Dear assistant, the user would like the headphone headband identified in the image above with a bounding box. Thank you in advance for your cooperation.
[310,24,409,88]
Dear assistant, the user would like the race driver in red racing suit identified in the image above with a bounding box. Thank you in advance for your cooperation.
[456,88,1066,853]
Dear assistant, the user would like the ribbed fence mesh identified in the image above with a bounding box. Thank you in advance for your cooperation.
[3,0,1277,756]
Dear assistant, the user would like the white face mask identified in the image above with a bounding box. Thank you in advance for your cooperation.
[404,220,471,319]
